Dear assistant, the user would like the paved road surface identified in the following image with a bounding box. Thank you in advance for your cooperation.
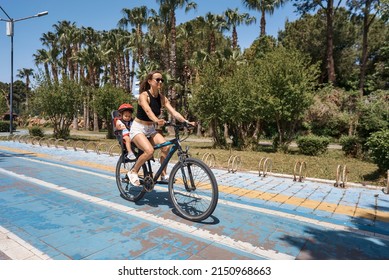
[0,139,388,260]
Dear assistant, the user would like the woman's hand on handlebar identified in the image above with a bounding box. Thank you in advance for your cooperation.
[155,119,166,126]
[186,121,197,127]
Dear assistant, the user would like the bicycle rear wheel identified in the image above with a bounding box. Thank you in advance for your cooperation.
[115,154,146,202]
[169,158,218,222]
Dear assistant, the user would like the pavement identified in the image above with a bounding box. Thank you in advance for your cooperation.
[0,133,389,260]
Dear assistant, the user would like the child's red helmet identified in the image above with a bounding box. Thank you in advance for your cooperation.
[118,103,134,113]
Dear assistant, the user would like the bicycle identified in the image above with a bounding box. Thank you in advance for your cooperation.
[112,112,218,222]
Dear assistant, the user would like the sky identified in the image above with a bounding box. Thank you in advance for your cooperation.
[0,0,300,85]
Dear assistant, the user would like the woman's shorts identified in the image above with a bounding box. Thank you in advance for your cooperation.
[130,120,157,140]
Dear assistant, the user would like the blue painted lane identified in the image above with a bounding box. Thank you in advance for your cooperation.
[1,141,389,260]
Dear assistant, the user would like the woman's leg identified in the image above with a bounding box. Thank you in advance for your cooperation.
[131,133,154,173]
[150,133,169,177]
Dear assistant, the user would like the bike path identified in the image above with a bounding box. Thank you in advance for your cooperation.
[0,140,389,260]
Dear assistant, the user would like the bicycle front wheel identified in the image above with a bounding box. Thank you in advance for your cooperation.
[169,158,218,222]
[115,154,146,202]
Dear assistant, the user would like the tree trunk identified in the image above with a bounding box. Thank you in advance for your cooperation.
[326,0,336,84]
[359,0,375,98]
[260,7,266,37]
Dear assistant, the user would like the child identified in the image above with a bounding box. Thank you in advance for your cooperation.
[116,103,136,160]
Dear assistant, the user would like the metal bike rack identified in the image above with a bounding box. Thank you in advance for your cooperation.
[64,139,74,150]
[202,152,217,168]
[258,157,272,177]
[293,161,307,182]
[84,141,98,153]
[96,142,109,155]
[38,137,47,147]
[334,164,348,188]
[73,140,85,151]
[227,155,241,173]
[54,138,65,149]
[108,143,121,157]
[383,170,389,195]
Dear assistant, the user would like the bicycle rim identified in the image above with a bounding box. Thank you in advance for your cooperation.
[169,158,218,222]
[115,154,145,202]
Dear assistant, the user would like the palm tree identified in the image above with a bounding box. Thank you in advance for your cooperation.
[202,13,228,54]
[38,31,61,83]
[119,6,150,68]
[33,49,51,81]
[53,21,78,79]
[224,8,256,49]
[242,0,287,37]
[16,68,34,112]
[157,0,197,82]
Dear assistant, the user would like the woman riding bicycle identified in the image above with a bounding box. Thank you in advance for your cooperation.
[128,70,196,186]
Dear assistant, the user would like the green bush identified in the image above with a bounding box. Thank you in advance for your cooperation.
[340,135,362,158]
[0,121,16,132]
[296,135,330,156]
[366,129,389,171]
[29,126,45,137]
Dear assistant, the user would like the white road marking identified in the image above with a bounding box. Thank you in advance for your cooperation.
[0,167,294,260]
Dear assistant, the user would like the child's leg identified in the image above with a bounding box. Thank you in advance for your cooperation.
[123,135,133,154]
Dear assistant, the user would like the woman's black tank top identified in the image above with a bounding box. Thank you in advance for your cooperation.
[136,90,161,122]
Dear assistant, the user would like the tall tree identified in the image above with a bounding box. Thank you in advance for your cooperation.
[347,0,382,96]
[224,8,256,49]
[294,0,344,84]
[119,6,151,68]
[243,0,288,37]
[157,0,197,111]
[16,68,34,112]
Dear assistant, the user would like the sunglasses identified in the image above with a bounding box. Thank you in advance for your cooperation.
[153,78,164,83]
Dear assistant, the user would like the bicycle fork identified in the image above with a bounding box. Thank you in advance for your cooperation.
[180,162,196,192]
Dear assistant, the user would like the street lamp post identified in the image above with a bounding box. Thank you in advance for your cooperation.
[0,7,48,135]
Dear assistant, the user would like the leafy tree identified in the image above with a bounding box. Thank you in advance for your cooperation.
[357,90,389,145]
[191,58,227,146]
[32,79,82,139]
[366,129,389,171]
[254,46,319,149]
[93,84,134,139]
[305,86,354,138]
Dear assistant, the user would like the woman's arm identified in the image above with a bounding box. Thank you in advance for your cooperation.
[162,95,195,125]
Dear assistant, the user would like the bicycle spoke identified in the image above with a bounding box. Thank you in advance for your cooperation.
[169,158,218,221]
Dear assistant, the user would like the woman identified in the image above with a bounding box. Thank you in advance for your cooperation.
[128,70,196,186]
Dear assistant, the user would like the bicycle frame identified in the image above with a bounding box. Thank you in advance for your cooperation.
[148,137,181,183]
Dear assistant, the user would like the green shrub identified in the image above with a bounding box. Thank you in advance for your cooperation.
[340,135,362,158]
[366,129,389,171]
[0,121,16,132]
[296,135,330,156]
[29,126,45,137]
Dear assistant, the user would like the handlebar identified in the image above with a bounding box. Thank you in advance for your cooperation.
[164,121,194,129]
